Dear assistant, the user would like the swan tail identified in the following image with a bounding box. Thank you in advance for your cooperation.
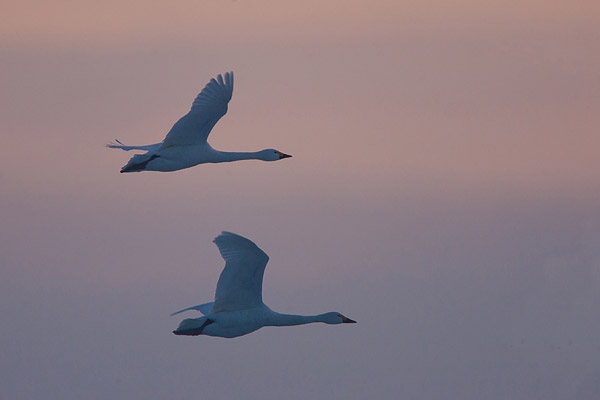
[106,139,162,152]
[120,153,160,173]
[170,302,214,316]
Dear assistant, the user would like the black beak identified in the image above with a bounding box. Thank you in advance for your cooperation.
[341,316,357,324]
[278,152,292,159]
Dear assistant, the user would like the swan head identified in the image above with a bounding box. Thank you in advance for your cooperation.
[323,312,357,324]
[259,149,292,161]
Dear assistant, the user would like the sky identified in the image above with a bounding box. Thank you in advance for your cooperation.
[1,1,600,399]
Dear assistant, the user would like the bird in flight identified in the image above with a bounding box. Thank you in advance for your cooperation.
[108,72,291,173]
[171,232,356,338]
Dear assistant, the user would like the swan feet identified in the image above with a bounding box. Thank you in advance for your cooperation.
[173,318,214,336]
[120,154,160,173]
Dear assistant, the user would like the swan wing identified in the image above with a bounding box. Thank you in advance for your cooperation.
[160,72,234,149]
[211,231,269,313]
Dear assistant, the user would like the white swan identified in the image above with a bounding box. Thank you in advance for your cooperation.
[171,232,356,338]
[107,72,291,173]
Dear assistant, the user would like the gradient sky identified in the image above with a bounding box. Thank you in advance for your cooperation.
[2,1,600,399]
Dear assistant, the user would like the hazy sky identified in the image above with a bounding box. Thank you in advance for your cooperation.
[2,1,600,399]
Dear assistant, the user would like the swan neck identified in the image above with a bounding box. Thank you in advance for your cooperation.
[268,312,326,327]
[214,151,263,162]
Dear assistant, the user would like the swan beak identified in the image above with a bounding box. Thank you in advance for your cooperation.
[276,151,292,159]
[341,315,356,324]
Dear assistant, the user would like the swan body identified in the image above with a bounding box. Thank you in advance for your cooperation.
[172,232,356,339]
[107,72,291,173]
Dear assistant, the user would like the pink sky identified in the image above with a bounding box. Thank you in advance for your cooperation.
[3,1,599,45]
[3,1,600,203]
[2,2,600,399]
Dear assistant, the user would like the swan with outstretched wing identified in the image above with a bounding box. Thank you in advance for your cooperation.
[108,72,291,173]
[171,232,356,338]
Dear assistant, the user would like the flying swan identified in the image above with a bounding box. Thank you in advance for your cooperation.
[107,72,291,173]
[171,232,356,338]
